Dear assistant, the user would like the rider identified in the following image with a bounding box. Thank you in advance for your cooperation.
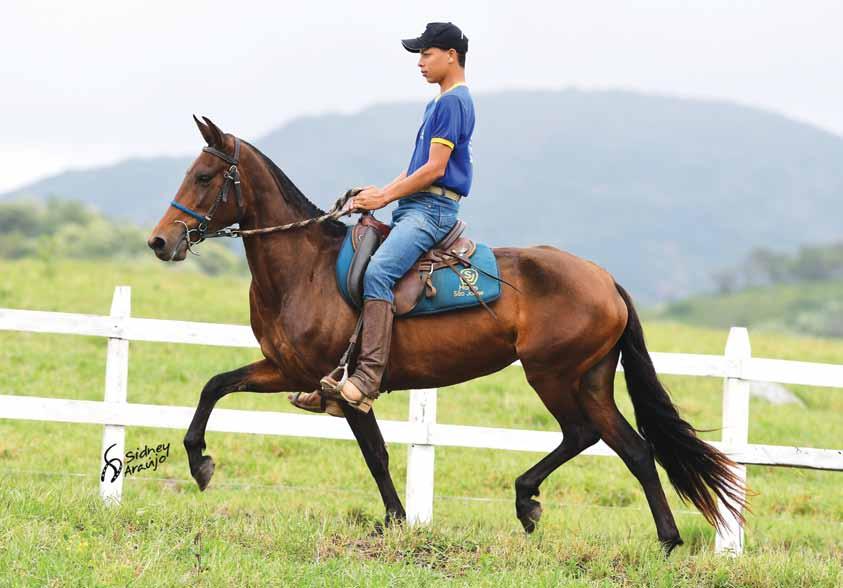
[291,22,475,415]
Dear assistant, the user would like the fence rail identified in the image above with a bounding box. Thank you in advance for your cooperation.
[1,287,842,555]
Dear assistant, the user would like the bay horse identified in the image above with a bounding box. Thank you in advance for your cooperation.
[147,116,745,554]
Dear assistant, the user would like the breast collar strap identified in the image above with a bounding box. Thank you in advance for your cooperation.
[169,137,244,244]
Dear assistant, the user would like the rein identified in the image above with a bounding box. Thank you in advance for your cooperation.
[169,136,360,253]
[168,137,514,311]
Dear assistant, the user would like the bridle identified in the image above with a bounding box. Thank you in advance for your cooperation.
[167,135,361,257]
[168,137,245,253]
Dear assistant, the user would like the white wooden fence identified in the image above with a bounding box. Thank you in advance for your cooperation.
[1,286,842,556]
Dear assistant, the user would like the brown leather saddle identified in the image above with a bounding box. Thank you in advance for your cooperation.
[346,213,476,316]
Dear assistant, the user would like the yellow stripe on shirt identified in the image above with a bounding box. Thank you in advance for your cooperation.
[431,137,455,149]
[435,82,467,102]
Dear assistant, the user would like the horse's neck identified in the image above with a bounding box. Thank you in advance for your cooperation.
[238,151,343,303]
[242,227,340,301]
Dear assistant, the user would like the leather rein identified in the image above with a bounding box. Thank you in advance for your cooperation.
[167,136,517,302]
[168,136,359,255]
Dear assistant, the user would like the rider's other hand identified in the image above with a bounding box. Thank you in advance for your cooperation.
[353,187,388,211]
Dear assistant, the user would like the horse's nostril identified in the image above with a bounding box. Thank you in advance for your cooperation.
[148,236,166,251]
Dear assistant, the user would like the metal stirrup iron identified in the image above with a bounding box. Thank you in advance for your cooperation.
[321,314,364,395]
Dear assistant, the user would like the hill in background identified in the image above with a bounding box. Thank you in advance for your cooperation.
[650,279,843,338]
[651,241,843,338]
[5,89,843,303]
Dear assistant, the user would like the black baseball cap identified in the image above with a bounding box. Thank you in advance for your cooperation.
[401,22,468,54]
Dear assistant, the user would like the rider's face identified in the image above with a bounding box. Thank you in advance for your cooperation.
[417,47,453,84]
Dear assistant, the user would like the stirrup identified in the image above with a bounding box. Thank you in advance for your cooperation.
[288,391,345,418]
[319,363,349,399]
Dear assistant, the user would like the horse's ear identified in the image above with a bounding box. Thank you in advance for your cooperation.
[194,114,218,147]
[201,116,225,148]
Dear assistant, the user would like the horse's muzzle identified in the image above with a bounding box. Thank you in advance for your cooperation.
[147,233,187,261]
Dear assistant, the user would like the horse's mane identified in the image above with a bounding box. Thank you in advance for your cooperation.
[243,140,348,237]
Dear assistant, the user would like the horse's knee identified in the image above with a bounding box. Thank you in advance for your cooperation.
[200,372,237,401]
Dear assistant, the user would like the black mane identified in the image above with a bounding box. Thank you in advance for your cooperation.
[243,140,348,237]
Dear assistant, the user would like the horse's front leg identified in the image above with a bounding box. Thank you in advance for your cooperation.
[341,404,406,527]
[183,358,286,490]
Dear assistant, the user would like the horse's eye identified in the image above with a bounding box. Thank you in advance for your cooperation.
[197,174,212,184]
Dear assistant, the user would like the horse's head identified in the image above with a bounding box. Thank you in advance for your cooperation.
[147,116,245,261]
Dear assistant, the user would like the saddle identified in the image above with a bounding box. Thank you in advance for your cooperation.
[346,213,479,316]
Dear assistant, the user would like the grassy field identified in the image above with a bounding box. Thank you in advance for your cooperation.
[0,258,841,587]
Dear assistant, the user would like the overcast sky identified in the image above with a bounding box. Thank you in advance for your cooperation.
[2,0,841,191]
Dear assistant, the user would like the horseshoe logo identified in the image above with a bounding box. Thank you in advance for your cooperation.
[101,443,123,483]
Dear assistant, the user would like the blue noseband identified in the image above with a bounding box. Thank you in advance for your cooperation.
[169,200,208,224]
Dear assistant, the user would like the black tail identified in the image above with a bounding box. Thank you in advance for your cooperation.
[614,283,747,529]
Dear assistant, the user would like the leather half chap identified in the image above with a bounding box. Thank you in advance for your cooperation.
[346,299,395,399]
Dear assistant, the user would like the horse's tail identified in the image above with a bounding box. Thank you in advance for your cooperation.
[614,282,747,528]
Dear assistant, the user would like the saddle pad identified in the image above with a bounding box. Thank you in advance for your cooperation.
[335,229,502,317]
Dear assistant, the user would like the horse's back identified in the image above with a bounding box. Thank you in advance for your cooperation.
[491,244,619,300]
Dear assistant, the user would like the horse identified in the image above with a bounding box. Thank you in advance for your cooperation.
[147,116,745,554]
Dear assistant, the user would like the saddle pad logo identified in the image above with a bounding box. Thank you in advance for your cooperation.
[453,267,483,297]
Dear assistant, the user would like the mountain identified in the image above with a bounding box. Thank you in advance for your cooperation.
[5,89,843,303]
[2,156,192,224]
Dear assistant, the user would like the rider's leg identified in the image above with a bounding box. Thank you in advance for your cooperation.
[335,204,449,411]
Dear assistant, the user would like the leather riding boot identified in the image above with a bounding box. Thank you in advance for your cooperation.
[340,299,395,412]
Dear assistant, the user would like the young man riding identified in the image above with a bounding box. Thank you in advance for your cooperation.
[291,22,475,415]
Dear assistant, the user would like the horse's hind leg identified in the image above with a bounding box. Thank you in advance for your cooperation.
[515,371,600,533]
[184,359,287,490]
[515,421,599,533]
[578,351,683,553]
[341,405,406,528]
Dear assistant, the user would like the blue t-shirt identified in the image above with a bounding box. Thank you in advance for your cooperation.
[406,83,475,197]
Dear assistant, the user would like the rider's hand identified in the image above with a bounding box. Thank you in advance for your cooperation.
[353,186,389,211]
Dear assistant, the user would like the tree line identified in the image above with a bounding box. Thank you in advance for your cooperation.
[713,242,843,293]
[0,198,245,276]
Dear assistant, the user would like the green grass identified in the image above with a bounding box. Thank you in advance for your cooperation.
[1,259,841,587]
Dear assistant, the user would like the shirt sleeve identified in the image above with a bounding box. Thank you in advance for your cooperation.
[428,96,463,149]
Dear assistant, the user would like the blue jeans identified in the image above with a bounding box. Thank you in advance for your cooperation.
[363,194,459,303]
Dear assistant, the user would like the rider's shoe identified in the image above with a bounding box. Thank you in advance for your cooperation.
[288,390,344,417]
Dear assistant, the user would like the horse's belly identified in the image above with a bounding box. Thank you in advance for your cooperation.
[383,307,518,390]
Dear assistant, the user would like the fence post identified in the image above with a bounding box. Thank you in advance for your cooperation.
[405,388,437,525]
[715,326,751,555]
[99,286,131,505]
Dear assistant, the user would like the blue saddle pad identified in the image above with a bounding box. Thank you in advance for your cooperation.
[335,229,502,317]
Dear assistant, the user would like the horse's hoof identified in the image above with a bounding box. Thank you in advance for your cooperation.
[193,455,215,491]
[384,511,406,529]
[661,536,684,557]
[517,499,543,534]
